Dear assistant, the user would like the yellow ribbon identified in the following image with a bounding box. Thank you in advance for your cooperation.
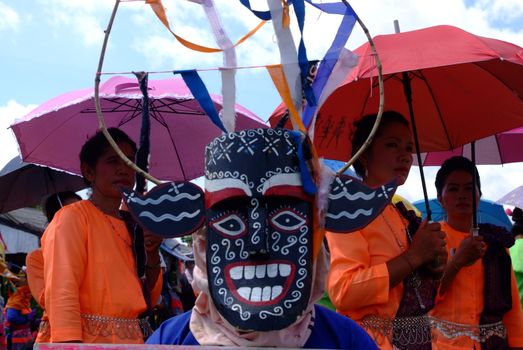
[146,0,266,53]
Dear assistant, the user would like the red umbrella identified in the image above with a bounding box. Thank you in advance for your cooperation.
[270,25,523,161]
[416,126,523,166]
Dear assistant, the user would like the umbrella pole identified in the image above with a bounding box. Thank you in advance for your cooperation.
[471,141,479,236]
[394,20,431,221]
[402,73,431,221]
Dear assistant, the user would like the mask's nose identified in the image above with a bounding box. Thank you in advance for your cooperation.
[246,198,269,258]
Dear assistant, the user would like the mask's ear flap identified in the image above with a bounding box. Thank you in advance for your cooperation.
[122,182,205,238]
[325,175,397,233]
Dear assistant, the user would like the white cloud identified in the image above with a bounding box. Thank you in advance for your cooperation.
[476,0,523,23]
[0,2,20,32]
[124,0,523,70]
[0,100,37,169]
[36,0,111,46]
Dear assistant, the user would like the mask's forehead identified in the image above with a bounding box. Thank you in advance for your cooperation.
[204,129,308,207]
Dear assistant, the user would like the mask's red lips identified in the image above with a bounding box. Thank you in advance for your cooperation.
[224,261,296,306]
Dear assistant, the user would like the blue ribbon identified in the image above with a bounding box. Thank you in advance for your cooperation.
[133,71,150,193]
[239,0,272,20]
[173,70,227,133]
[293,0,317,109]
[240,0,316,109]
[301,0,357,129]
[290,131,317,195]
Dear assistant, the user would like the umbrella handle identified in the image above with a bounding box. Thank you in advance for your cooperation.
[93,0,161,186]
[337,1,385,176]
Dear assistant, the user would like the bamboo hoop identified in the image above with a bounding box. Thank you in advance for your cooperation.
[336,0,384,176]
[94,0,384,184]
[94,0,162,185]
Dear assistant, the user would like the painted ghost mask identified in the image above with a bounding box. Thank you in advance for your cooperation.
[204,128,313,331]
[122,127,397,333]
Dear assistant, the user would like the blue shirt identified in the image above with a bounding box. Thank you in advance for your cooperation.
[147,304,377,349]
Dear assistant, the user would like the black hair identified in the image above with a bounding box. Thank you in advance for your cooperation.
[43,191,82,222]
[512,207,523,236]
[435,156,482,197]
[79,128,137,186]
[351,111,410,178]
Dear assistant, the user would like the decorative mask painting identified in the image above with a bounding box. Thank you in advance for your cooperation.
[123,127,396,331]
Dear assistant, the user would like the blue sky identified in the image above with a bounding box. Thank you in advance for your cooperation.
[1,0,523,203]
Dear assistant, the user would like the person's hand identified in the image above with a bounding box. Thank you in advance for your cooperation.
[423,246,448,278]
[144,230,163,254]
[407,220,447,269]
[453,235,485,268]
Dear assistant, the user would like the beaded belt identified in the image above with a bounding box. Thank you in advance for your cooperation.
[38,313,153,340]
[430,316,506,343]
[361,314,432,346]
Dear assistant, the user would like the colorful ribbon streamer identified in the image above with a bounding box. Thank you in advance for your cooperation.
[147,0,266,53]
[173,70,227,133]
[195,0,238,132]
[242,0,315,109]
[301,0,358,129]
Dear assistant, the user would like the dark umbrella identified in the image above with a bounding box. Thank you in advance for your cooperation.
[0,156,86,213]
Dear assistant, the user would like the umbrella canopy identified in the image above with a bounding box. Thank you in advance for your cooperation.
[161,238,194,261]
[270,25,523,161]
[11,76,267,182]
[0,156,86,214]
[497,185,523,208]
[415,127,523,166]
[413,198,512,231]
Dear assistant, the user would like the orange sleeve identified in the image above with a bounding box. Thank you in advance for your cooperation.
[505,268,523,347]
[26,249,45,307]
[42,207,87,342]
[326,230,390,312]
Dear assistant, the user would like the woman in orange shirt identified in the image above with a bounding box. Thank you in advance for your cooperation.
[26,191,82,343]
[326,111,448,350]
[39,128,162,344]
[430,156,523,349]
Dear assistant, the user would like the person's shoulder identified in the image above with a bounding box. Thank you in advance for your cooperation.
[42,200,91,241]
[146,310,197,345]
[51,200,90,221]
[306,305,377,349]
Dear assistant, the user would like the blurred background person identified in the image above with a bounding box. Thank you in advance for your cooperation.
[509,207,523,308]
[430,156,523,349]
[25,191,82,343]
[4,273,34,350]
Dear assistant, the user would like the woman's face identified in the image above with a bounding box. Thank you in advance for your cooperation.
[438,170,480,218]
[361,122,414,186]
[84,142,136,199]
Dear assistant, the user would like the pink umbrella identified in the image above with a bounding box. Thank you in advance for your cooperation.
[415,127,523,166]
[11,76,267,181]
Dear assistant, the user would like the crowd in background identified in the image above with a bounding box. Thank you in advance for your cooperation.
[1,120,522,349]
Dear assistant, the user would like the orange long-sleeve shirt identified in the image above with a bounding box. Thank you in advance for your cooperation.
[430,222,523,349]
[326,204,408,350]
[41,200,162,343]
[26,249,50,343]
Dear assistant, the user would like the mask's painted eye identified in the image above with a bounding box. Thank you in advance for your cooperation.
[269,209,307,233]
[210,213,247,238]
